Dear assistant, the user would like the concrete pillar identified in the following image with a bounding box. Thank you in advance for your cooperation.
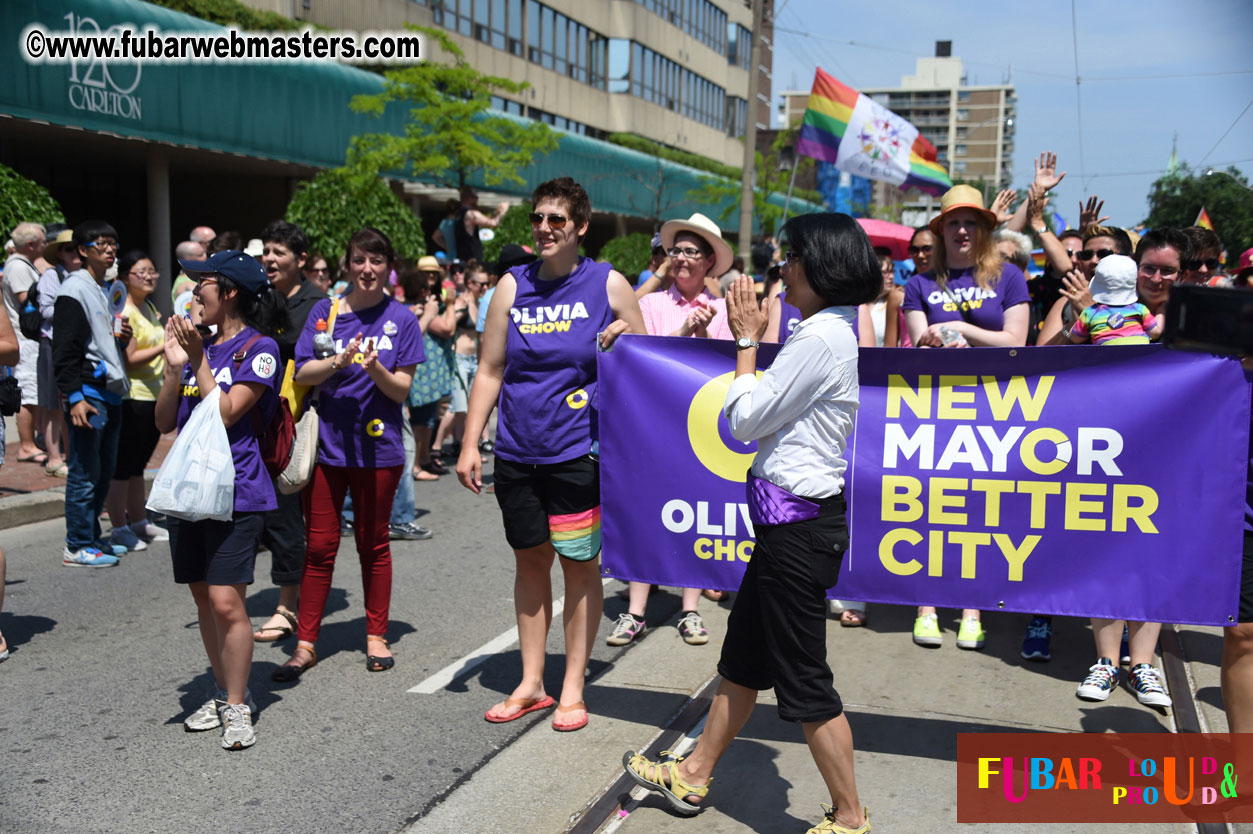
[146,145,172,315]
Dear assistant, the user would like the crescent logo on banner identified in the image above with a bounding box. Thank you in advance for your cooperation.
[686,371,760,483]
[566,389,589,410]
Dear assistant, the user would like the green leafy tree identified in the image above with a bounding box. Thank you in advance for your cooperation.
[685,129,816,237]
[1145,163,1253,258]
[347,25,558,190]
[286,169,425,263]
[597,233,652,279]
[481,207,534,264]
[0,164,64,238]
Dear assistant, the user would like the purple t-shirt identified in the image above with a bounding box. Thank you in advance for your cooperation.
[902,264,1030,331]
[777,291,802,343]
[495,257,615,464]
[295,296,424,468]
[176,327,281,513]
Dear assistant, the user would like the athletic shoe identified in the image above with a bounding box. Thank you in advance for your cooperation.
[218,701,256,750]
[109,525,147,552]
[677,611,709,645]
[132,520,169,542]
[806,804,870,834]
[956,617,986,650]
[185,689,257,732]
[606,612,647,647]
[1120,625,1131,665]
[93,539,129,557]
[340,517,353,535]
[62,547,119,568]
[912,613,942,647]
[389,522,433,541]
[1076,658,1119,701]
[1129,664,1171,707]
[1020,617,1053,661]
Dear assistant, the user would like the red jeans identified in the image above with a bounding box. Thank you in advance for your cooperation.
[297,463,403,643]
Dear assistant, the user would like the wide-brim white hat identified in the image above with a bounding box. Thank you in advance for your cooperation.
[1090,254,1139,306]
[660,213,734,277]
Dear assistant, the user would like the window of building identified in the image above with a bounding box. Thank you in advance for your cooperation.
[956,126,967,138]
[539,6,554,68]
[954,144,967,156]
[956,108,969,120]
[554,12,567,75]
[607,38,629,93]
[954,161,967,173]
[957,90,970,102]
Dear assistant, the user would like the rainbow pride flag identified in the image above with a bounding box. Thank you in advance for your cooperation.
[797,68,952,196]
[1195,206,1214,231]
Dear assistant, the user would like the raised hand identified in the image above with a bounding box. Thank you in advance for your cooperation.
[1027,183,1048,225]
[1078,196,1109,234]
[725,276,768,342]
[1033,151,1067,192]
[164,317,190,367]
[168,314,202,365]
[990,189,1017,225]
[1060,269,1094,315]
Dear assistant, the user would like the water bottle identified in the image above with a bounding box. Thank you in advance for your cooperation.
[939,325,967,347]
[312,318,335,359]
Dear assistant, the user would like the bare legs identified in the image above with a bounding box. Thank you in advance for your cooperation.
[15,404,40,460]
[189,582,253,703]
[668,679,866,828]
[1223,623,1253,732]
[105,476,149,533]
[917,605,980,621]
[485,543,603,724]
[1091,618,1160,666]
[625,582,701,620]
[39,406,64,469]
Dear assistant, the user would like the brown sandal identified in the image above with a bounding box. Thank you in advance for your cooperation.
[272,643,317,682]
[253,605,298,642]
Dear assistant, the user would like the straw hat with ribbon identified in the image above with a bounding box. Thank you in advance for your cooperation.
[928,184,999,235]
[42,228,74,263]
[660,213,734,277]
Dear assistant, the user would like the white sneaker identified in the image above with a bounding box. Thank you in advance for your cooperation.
[1076,659,1119,701]
[109,525,147,552]
[218,702,256,750]
[185,689,256,732]
[132,520,169,542]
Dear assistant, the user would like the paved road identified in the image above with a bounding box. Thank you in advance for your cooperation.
[0,469,685,834]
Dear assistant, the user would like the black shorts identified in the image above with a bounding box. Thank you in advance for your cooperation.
[718,496,849,723]
[492,454,600,560]
[113,400,162,480]
[1238,533,1253,623]
[169,512,264,585]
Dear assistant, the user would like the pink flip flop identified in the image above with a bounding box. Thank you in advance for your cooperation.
[552,701,589,732]
[484,694,555,723]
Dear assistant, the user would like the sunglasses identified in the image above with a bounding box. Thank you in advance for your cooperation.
[1077,248,1116,261]
[1183,257,1221,271]
[1138,264,1179,279]
[528,212,569,229]
[908,244,933,255]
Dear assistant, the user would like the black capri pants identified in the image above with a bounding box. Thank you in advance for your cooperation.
[113,400,163,480]
[717,494,849,724]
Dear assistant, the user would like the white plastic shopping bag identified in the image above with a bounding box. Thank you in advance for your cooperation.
[146,387,236,521]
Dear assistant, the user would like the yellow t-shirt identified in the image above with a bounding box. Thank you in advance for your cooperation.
[125,298,164,401]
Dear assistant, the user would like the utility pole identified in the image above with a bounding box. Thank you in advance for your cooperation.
[737,0,764,260]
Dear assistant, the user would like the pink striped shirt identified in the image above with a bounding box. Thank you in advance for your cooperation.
[638,286,733,340]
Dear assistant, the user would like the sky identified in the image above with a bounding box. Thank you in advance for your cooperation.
[768,0,1253,230]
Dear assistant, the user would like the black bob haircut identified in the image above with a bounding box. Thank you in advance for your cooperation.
[260,219,309,257]
[73,219,119,253]
[780,213,881,307]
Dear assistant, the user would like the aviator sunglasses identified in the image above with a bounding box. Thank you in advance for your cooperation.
[529,212,569,229]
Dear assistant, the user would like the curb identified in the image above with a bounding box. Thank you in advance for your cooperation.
[0,470,157,532]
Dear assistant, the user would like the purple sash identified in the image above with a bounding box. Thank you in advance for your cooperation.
[746,473,822,527]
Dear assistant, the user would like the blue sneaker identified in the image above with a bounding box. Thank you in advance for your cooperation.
[94,539,129,557]
[1020,617,1053,661]
[63,546,120,568]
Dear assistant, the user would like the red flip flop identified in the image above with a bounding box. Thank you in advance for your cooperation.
[552,701,589,732]
[484,694,555,723]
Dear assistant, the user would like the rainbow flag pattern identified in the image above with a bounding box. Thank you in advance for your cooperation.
[549,507,602,561]
[1195,207,1214,231]
[797,68,952,196]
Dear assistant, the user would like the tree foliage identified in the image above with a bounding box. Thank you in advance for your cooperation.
[481,207,534,264]
[147,0,300,30]
[684,129,817,237]
[597,233,652,279]
[285,169,425,264]
[348,26,558,190]
[0,164,64,238]
[1145,163,1253,258]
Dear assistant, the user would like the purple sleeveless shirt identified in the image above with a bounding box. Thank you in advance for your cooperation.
[495,257,615,464]
[777,291,802,343]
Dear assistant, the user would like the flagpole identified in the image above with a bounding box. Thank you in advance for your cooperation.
[780,161,799,227]
[737,0,765,261]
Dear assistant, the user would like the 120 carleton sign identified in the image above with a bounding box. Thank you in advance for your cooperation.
[62,12,143,121]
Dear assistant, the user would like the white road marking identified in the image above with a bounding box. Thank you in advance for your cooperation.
[408,577,614,694]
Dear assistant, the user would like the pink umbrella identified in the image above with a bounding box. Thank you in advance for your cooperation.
[856,218,915,261]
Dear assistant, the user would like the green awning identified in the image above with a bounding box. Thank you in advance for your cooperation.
[3,0,823,228]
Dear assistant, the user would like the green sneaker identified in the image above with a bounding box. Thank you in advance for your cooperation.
[912,613,942,647]
[956,617,986,650]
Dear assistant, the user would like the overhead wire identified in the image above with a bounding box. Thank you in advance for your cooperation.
[1196,98,1253,169]
[1069,0,1087,190]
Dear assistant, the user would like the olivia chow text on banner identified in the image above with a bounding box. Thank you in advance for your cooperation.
[597,336,1250,626]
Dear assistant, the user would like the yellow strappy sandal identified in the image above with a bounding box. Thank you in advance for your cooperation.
[622,749,710,816]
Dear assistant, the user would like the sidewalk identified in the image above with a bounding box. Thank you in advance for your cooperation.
[0,416,172,530]
[406,596,1232,834]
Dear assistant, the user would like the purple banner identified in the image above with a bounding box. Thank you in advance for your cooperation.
[598,337,1251,626]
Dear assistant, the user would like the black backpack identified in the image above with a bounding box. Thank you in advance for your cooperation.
[18,263,64,341]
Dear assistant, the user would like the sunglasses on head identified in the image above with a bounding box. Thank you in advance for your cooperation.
[908,244,933,254]
[1184,257,1221,271]
[529,212,569,229]
[1078,248,1116,261]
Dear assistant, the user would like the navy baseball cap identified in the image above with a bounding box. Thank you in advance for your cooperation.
[177,249,270,293]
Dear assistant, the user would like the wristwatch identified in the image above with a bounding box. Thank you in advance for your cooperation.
[1034,226,1049,235]
[735,337,759,350]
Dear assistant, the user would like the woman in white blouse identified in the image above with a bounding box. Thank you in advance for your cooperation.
[623,213,881,834]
